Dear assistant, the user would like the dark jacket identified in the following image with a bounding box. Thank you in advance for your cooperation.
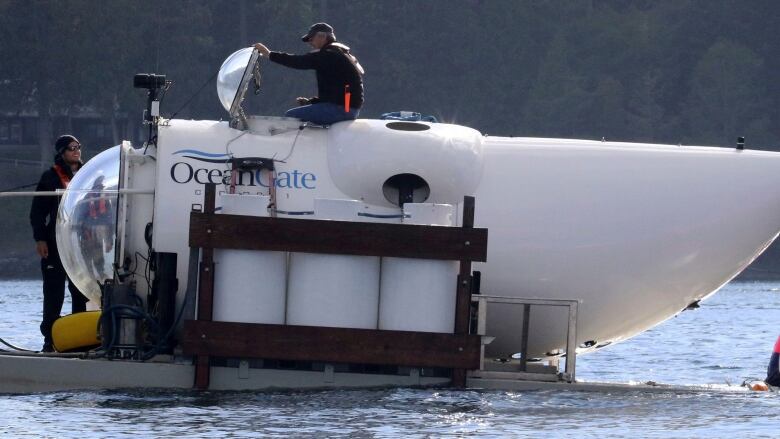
[269,42,364,109]
[30,157,80,244]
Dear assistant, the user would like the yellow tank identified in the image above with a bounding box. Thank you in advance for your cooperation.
[52,311,101,352]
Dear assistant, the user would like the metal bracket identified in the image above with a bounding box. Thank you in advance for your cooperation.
[472,295,579,382]
[229,49,262,131]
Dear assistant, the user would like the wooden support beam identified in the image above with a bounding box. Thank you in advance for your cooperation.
[181,320,481,370]
[519,304,532,372]
[452,196,476,388]
[189,213,488,262]
[194,183,216,390]
[194,355,210,390]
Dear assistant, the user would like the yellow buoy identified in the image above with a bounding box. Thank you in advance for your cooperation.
[51,311,101,352]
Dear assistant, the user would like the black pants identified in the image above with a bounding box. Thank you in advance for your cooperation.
[40,247,88,346]
[767,352,780,387]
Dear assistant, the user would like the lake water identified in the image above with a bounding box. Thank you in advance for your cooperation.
[0,280,778,438]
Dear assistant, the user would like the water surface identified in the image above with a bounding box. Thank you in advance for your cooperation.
[0,280,778,438]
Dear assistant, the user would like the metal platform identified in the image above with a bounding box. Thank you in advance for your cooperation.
[0,350,745,395]
[0,352,450,394]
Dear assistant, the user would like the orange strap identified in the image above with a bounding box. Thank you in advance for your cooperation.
[52,164,71,188]
[89,199,107,218]
[344,84,351,113]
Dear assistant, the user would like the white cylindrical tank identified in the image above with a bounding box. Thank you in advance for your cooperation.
[213,194,287,324]
[286,199,381,329]
[379,203,459,333]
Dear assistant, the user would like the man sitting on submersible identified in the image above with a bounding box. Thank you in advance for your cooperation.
[254,22,364,125]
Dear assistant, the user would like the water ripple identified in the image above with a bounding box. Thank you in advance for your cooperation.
[1,281,780,437]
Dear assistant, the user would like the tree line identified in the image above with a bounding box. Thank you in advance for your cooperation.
[0,0,777,153]
[1,0,779,279]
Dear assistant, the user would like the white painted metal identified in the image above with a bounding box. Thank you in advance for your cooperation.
[379,203,458,333]
[120,146,156,309]
[66,118,780,360]
[151,119,342,297]
[403,202,454,226]
[213,194,286,324]
[475,137,780,357]
[286,199,380,329]
[327,120,484,206]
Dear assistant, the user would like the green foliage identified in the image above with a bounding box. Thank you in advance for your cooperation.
[0,0,777,147]
[685,40,770,146]
[1,0,779,277]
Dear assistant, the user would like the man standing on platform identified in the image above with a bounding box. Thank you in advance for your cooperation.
[29,134,88,352]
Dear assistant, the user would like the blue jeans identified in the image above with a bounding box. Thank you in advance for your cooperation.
[285,103,360,125]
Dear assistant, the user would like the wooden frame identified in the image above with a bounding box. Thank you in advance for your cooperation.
[183,321,480,369]
[185,183,487,389]
[189,213,487,261]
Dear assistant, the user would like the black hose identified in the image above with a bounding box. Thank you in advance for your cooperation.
[97,275,191,361]
[101,304,162,359]
[140,288,189,361]
[0,336,35,352]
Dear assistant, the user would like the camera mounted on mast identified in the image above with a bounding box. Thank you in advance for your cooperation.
[216,47,262,130]
[134,73,170,126]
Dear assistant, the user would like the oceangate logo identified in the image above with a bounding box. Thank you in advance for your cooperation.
[169,149,316,189]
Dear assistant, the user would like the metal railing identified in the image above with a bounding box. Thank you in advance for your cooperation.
[471,295,579,382]
[0,188,154,198]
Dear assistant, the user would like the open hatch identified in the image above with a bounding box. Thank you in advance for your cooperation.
[216,47,262,130]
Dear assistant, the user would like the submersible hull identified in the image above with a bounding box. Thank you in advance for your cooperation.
[58,118,780,359]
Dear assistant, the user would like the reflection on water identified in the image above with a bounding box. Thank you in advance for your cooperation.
[0,281,779,437]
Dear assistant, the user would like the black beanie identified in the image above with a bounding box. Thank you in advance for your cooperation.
[55,135,79,155]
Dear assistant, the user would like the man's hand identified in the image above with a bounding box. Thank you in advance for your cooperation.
[253,43,270,57]
[36,241,48,259]
[296,97,311,106]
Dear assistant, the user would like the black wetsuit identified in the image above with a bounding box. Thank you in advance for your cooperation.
[767,335,780,386]
[29,157,87,349]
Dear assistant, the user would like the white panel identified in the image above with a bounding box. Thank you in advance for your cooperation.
[379,203,458,333]
[151,119,342,320]
[213,194,286,324]
[286,199,380,329]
